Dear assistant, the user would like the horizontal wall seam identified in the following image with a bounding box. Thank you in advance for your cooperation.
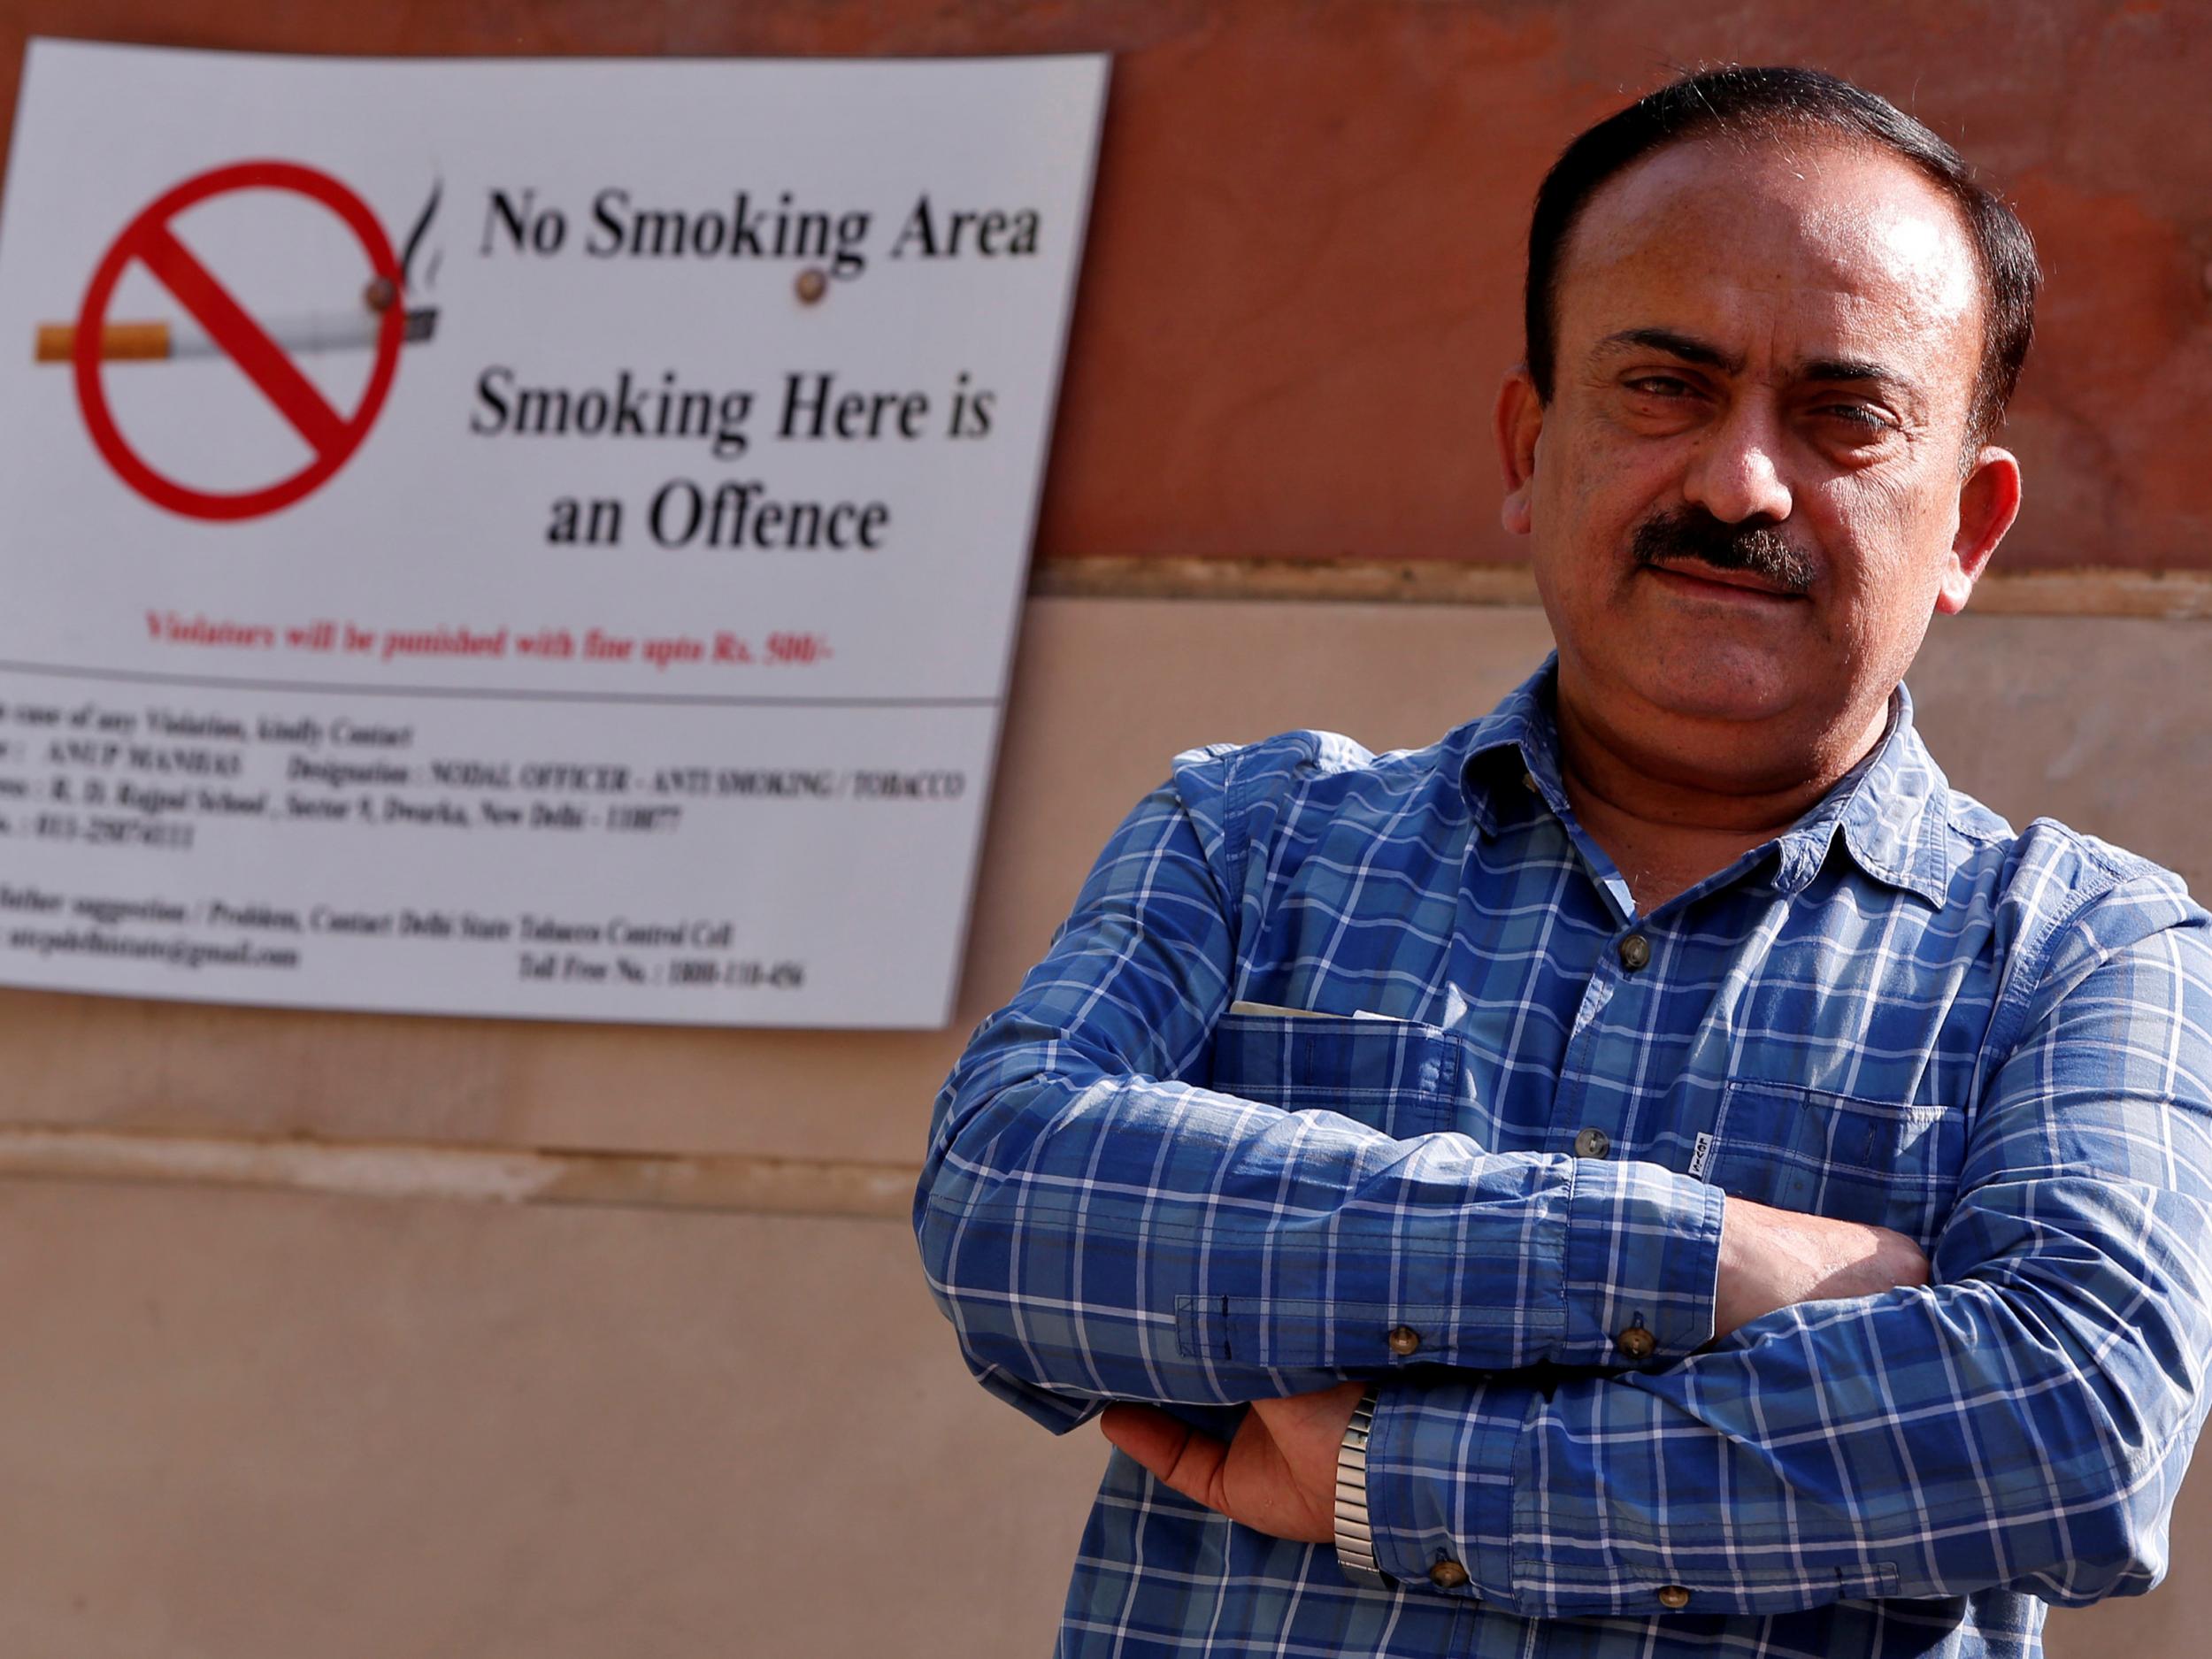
[1031,557,2212,618]
[0,1126,919,1222]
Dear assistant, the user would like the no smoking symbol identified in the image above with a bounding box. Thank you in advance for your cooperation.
[70,160,408,521]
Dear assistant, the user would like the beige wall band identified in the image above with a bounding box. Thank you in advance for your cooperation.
[1032,557,2212,619]
[0,1125,919,1222]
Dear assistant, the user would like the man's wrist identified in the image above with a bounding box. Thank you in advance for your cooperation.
[1333,1382,1391,1588]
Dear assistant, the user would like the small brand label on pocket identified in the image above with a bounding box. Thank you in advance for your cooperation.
[1687,1132,1715,1179]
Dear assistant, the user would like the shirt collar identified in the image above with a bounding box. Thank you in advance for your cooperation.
[1450,656,1955,907]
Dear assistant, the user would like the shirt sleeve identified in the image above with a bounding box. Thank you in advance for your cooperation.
[913,746,1722,1433]
[1363,877,2212,1615]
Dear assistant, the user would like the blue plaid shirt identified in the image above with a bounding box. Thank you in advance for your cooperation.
[916,658,2212,1658]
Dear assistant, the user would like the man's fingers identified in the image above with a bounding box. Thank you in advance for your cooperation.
[1100,1403,1229,1512]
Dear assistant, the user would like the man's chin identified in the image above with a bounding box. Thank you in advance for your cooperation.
[1620,655,1807,729]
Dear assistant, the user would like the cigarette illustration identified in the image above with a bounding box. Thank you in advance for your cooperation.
[35,305,436,362]
[33,177,444,365]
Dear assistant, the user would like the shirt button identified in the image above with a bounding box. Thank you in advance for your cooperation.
[1386,1325,1422,1357]
[1573,1126,1611,1159]
[1617,933,1651,972]
[1657,1585,1692,1610]
[1521,769,1540,794]
[1428,1559,1471,1590]
[1615,1325,1657,1361]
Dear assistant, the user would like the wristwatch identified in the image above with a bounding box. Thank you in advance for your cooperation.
[1333,1382,1392,1588]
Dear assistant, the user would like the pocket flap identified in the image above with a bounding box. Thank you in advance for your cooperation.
[1708,1082,1965,1246]
[1207,1010,1462,1138]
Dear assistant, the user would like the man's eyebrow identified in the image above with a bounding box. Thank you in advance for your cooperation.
[1595,328,1741,373]
[1800,357,1923,401]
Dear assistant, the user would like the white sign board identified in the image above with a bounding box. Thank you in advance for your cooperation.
[0,40,1104,1026]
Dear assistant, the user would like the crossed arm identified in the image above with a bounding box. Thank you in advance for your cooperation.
[1094,1191,1935,1555]
[914,771,2212,1616]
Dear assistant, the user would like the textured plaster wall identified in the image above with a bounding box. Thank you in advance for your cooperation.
[0,1170,2194,1659]
[0,600,2208,1658]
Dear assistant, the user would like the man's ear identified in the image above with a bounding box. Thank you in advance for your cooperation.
[1496,366,1543,537]
[1937,445,2022,615]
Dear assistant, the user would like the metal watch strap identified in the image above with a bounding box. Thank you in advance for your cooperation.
[1333,1382,1391,1588]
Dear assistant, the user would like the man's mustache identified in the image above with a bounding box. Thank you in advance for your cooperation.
[1632,507,1816,595]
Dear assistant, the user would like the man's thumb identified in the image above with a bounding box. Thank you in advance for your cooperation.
[1100,1403,1229,1510]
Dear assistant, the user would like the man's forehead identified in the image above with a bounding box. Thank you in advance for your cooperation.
[1555,134,1983,377]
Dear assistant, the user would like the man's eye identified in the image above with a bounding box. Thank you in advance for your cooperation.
[1625,376,1695,398]
[1819,403,1893,432]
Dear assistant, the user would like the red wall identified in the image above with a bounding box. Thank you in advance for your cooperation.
[2,0,2205,570]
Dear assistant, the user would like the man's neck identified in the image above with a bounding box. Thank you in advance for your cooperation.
[1550,679,1892,916]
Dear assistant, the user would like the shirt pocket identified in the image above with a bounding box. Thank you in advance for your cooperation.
[1205,1010,1463,1141]
[1705,1081,1966,1248]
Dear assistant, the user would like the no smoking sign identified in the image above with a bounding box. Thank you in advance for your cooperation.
[59,160,411,521]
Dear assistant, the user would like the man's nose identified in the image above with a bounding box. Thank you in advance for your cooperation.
[1681,402,1793,526]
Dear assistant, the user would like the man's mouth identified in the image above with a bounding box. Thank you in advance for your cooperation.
[1644,557,1809,600]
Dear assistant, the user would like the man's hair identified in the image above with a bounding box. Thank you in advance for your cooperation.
[1524,65,2039,448]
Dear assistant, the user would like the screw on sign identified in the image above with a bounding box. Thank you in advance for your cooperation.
[49,161,425,521]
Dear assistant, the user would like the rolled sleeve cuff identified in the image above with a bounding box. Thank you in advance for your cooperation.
[1559,1158,1724,1366]
[1364,1376,1531,1599]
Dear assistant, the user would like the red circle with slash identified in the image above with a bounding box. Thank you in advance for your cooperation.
[73,160,405,521]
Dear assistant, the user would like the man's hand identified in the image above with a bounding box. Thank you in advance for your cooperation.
[1715,1194,1930,1339]
[1099,1380,1369,1544]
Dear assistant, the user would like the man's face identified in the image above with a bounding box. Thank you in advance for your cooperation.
[1500,134,2018,773]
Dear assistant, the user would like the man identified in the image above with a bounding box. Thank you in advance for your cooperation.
[915,65,2212,1658]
